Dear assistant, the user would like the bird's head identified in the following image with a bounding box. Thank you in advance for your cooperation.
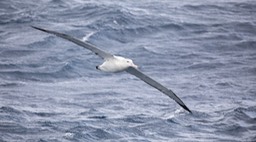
[125,58,138,69]
[113,55,138,70]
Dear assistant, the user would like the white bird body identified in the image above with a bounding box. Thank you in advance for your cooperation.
[97,56,138,73]
[32,26,192,113]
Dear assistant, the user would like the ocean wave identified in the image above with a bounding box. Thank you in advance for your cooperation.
[186,61,225,70]
[120,22,184,35]
[234,40,256,49]
[0,49,36,58]
[0,1,37,25]
[228,21,256,35]
[0,63,20,70]
[184,1,256,13]
[0,122,31,134]
[183,4,227,13]
[25,111,64,118]
[0,106,21,115]
[0,82,24,88]
[0,62,81,82]
[0,106,27,125]
[229,1,256,12]
[212,106,256,140]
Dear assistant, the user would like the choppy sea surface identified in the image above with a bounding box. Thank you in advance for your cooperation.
[0,0,256,141]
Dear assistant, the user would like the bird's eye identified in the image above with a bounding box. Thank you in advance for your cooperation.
[127,61,130,63]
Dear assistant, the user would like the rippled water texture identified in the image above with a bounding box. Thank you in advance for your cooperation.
[0,0,256,141]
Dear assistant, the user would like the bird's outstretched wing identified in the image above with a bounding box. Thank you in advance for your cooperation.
[32,26,113,60]
[126,67,192,113]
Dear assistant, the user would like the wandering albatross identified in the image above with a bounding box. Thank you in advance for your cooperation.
[32,26,192,113]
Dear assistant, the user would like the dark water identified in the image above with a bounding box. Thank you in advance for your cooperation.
[0,0,256,141]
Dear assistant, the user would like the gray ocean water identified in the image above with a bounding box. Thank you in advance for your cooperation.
[0,0,256,141]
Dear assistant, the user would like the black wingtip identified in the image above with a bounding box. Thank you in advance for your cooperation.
[31,26,47,32]
[180,104,192,114]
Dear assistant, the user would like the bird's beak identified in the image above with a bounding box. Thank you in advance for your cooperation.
[132,64,138,69]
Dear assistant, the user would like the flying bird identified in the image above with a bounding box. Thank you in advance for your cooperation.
[32,26,192,113]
